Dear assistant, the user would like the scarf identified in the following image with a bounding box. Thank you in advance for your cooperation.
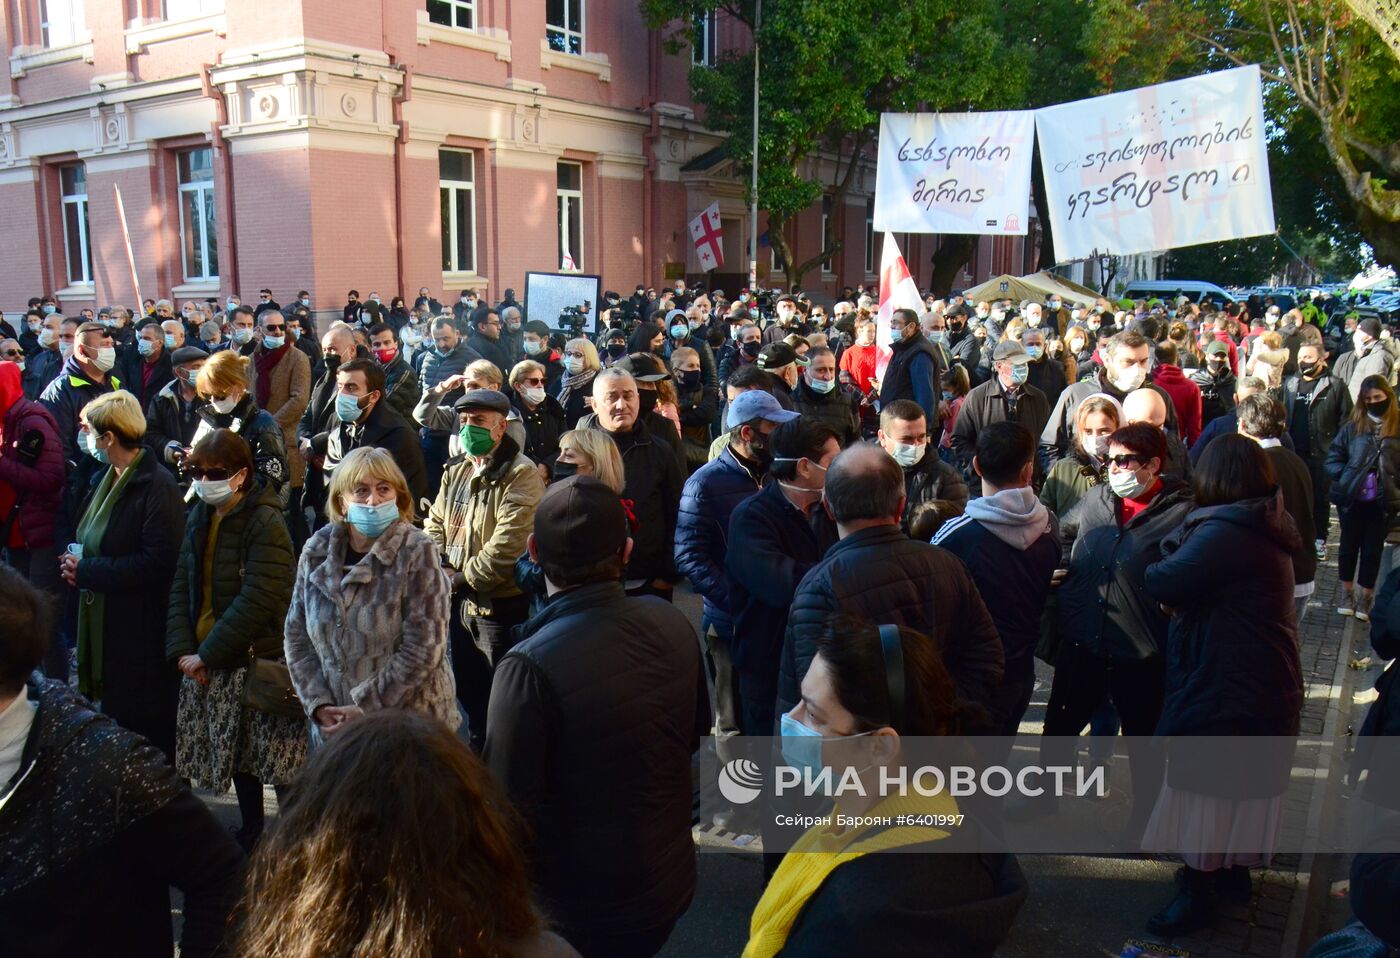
[743,788,961,958]
[75,449,146,700]
[254,342,290,408]
[557,366,597,410]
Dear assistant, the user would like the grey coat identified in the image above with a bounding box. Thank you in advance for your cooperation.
[284,519,459,729]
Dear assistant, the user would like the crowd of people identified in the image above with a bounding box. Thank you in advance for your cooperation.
[0,279,1397,956]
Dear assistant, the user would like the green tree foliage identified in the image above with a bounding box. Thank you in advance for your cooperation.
[640,0,1028,288]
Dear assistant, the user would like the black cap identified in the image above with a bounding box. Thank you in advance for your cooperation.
[776,294,797,307]
[533,475,627,566]
[170,346,207,367]
[757,342,808,370]
[617,352,672,382]
[452,388,511,415]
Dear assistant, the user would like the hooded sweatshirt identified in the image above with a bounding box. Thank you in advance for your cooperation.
[934,487,1061,665]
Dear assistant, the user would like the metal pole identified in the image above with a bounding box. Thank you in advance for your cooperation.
[748,0,761,292]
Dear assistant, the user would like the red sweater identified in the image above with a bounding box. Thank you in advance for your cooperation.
[1151,363,1203,446]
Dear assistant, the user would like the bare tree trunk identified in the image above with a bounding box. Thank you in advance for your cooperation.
[929,235,977,296]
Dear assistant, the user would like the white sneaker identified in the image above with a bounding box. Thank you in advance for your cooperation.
[1339,594,1356,616]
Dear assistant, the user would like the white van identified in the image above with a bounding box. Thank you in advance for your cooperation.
[1120,280,1233,304]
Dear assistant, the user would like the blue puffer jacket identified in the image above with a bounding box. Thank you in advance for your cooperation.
[674,447,763,632]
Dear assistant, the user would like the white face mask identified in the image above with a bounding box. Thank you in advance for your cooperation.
[211,395,240,415]
[91,346,117,372]
[1082,434,1111,458]
[1108,466,1150,499]
[193,477,237,506]
[1110,364,1146,393]
[888,441,925,468]
[522,386,547,406]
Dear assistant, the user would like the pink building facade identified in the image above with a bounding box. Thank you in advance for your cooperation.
[0,0,1033,321]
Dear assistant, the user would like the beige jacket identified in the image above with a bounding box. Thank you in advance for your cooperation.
[424,433,544,604]
[248,344,311,488]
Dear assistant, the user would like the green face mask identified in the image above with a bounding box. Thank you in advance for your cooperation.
[460,423,496,457]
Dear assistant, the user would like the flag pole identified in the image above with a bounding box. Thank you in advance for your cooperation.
[748,0,761,292]
[114,185,143,308]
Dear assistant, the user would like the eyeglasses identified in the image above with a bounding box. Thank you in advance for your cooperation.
[185,467,233,480]
[1106,455,1144,468]
[1,349,22,358]
[519,377,545,387]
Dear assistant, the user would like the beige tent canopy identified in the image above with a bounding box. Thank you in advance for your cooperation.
[962,271,1100,307]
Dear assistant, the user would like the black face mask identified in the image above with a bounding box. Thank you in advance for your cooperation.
[742,341,761,358]
[1299,361,1323,378]
[638,391,659,417]
[747,429,772,468]
[679,369,702,389]
[606,342,627,357]
[1368,398,1391,417]
[324,354,341,375]
[551,458,579,481]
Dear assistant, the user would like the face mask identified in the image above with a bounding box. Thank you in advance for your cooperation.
[211,395,240,415]
[460,423,496,457]
[564,356,585,374]
[516,385,545,406]
[232,327,254,345]
[742,341,761,358]
[637,391,659,417]
[889,441,925,467]
[1110,365,1146,393]
[523,339,545,356]
[678,369,702,389]
[137,338,155,357]
[606,343,627,358]
[929,331,947,344]
[1299,361,1322,377]
[1008,362,1029,386]
[374,346,398,364]
[370,296,381,305]
[779,712,874,780]
[689,320,704,331]
[729,325,743,341]
[160,333,177,350]
[1109,466,1150,499]
[1026,345,1043,361]
[1048,300,1061,311]
[226,300,238,311]
[1082,434,1110,458]
[889,325,904,344]
[1026,313,1043,328]
[289,327,302,341]
[670,324,688,340]
[346,499,398,537]
[335,391,367,422]
[1355,332,1370,352]
[552,458,579,481]
[193,477,236,506]
[976,309,989,319]
[1368,398,1391,418]
[82,430,109,464]
[36,328,56,349]
[808,376,836,394]
[941,389,956,402]
[263,334,285,350]
[91,346,117,372]
[1207,358,1226,372]
[42,304,56,315]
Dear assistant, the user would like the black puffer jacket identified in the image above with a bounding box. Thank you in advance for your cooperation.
[780,524,1003,714]
[193,395,290,507]
[166,476,295,670]
[1324,421,1400,511]
[1057,478,1195,662]
[900,446,970,532]
[1144,493,1303,798]
[793,378,861,447]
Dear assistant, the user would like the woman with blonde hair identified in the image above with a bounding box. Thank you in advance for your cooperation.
[508,358,567,471]
[191,347,289,504]
[238,710,577,958]
[1326,375,1400,619]
[1039,393,1124,517]
[285,446,458,744]
[1169,321,1203,370]
[1246,330,1288,395]
[61,391,185,760]
[557,337,601,428]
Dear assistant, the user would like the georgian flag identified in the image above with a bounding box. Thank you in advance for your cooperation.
[875,233,924,378]
[689,202,724,272]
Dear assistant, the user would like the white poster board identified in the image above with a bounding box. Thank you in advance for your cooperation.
[874,111,1036,235]
[1035,65,1275,263]
[524,272,602,334]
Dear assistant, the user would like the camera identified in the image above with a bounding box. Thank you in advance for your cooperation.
[558,300,591,334]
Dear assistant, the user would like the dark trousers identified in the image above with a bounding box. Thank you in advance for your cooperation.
[451,592,531,749]
[738,670,779,738]
[1339,500,1387,589]
[561,918,677,958]
[1041,642,1165,829]
[1307,456,1332,542]
[5,545,67,681]
[988,655,1038,738]
[422,431,451,494]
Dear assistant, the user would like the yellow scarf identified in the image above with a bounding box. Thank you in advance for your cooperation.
[743,788,961,958]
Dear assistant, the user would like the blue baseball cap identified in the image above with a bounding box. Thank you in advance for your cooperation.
[726,389,801,429]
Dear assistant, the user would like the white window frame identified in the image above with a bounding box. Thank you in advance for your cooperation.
[161,0,220,21]
[692,11,714,66]
[546,0,584,55]
[557,161,583,271]
[864,197,875,274]
[178,148,218,283]
[40,0,85,48]
[440,149,478,275]
[427,0,474,30]
[60,164,92,286]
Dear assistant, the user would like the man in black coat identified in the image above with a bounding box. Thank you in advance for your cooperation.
[484,477,709,958]
[792,345,860,446]
[779,443,1003,716]
[0,567,244,958]
[1283,341,1352,557]
[466,308,516,374]
[950,340,1050,496]
[308,358,427,514]
[119,319,175,410]
[877,399,969,532]
[1022,327,1070,408]
[144,347,208,484]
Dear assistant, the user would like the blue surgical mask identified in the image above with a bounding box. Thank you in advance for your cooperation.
[1009,362,1029,386]
[42,304,56,315]
[163,333,177,349]
[779,712,875,781]
[345,499,398,538]
[808,376,836,394]
[263,334,285,350]
[889,325,904,344]
[941,389,955,402]
[300,298,310,307]
[670,324,688,340]
[929,331,947,345]
[1026,345,1044,361]
[524,339,544,356]
[564,356,584,374]
[82,429,109,464]
[335,391,365,422]
[137,338,155,357]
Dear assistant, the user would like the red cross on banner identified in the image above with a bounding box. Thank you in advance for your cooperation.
[689,202,724,272]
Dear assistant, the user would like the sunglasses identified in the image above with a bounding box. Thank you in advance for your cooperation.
[185,467,234,480]
[1106,455,1144,468]
[1,349,22,358]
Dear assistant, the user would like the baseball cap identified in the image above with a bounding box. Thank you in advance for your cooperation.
[992,340,1030,363]
[1203,340,1229,357]
[452,388,511,415]
[775,294,797,307]
[726,390,801,429]
[533,476,628,566]
[757,342,808,370]
[617,353,671,382]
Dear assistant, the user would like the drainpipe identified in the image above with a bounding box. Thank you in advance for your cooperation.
[391,62,411,300]
[201,61,239,298]
[642,27,664,288]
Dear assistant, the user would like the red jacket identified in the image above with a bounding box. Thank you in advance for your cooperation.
[0,362,67,550]
[1152,363,1204,446]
